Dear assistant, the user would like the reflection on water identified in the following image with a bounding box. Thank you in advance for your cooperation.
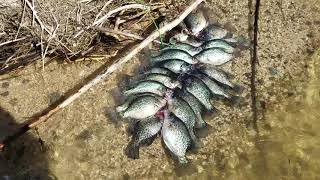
[248,51,320,180]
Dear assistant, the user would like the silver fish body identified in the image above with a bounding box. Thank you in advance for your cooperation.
[127,117,162,159]
[176,90,206,129]
[185,77,213,111]
[144,67,176,76]
[193,74,231,99]
[201,39,235,53]
[159,59,192,74]
[200,66,234,88]
[168,96,197,143]
[116,95,138,112]
[161,43,200,56]
[124,80,168,97]
[224,38,238,43]
[150,49,197,64]
[195,48,233,65]
[118,95,167,119]
[143,73,181,89]
[162,114,191,164]
[133,118,162,145]
[184,10,208,35]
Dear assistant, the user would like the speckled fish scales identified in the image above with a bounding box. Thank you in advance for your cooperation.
[116,9,245,164]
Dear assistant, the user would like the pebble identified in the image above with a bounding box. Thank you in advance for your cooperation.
[1,82,9,88]
[267,67,278,76]
[197,165,204,173]
[0,91,9,97]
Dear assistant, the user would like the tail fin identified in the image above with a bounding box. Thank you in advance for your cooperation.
[174,161,197,176]
[233,48,242,58]
[195,123,213,138]
[116,74,134,90]
[236,35,250,50]
[232,84,245,94]
[227,95,243,107]
[124,141,140,159]
[104,107,122,126]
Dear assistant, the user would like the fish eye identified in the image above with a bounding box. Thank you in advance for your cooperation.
[181,29,189,35]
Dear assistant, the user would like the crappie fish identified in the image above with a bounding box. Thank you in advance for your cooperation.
[199,65,234,88]
[192,74,231,99]
[159,59,193,74]
[184,77,214,111]
[201,39,235,53]
[184,10,208,35]
[167,96,198,144]
[195,48,233,65]
[126,117,162,159]
[160,43,200,56]
[118,95,167,119]
[124,80,168,97]
[162,113,191,164]
[197,24,230,41]
[144,67,176,76]
[176,90,206,128]
[142,73,181,89]
[151,49,198,64]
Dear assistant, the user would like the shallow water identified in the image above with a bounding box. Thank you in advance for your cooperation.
[206,52,320,180]
[249,52,320,180]
[157,52,319,180]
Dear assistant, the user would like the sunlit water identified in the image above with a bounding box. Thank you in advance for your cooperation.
[233,52,320,179]
[179,52,320,180]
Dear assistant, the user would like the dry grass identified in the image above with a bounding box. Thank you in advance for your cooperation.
[0,0,182,74]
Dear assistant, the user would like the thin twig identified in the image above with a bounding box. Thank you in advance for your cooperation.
[0,0,205,151]
[74,4,157,38]
[32,0,35,26]
[93,4,151,27]
[76,3,82,25]
[25,0,73,56]
[94,0,114,22]
[24,0,51,35]
[79,0,93,3]
[95,27,164,45]
[0,37,27,47]
[0,48,22,69]
[15,0,27,39]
